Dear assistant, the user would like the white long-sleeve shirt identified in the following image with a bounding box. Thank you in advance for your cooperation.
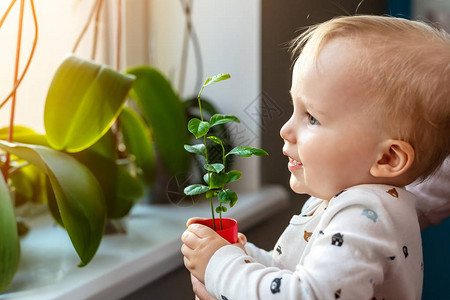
[205,184,423,299]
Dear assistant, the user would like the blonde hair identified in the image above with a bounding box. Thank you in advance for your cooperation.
[291,15,450,181]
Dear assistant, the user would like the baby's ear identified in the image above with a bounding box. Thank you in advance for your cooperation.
[370,140,415,179]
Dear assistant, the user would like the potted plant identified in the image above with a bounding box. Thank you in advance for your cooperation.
[183,73,268,243]
[0,1,238,292]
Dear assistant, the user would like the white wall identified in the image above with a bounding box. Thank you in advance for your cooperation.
[0,0,108,134]
[144,0,262,193]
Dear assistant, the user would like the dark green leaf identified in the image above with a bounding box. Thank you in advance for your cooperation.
[184,144,206,157]
[226,170,242,184]
[188,118,210,139]
[87,129,117,160]
[215,206,227,213]
[226,146,269,157]
[209,114,240,127]
[204,172,228,189]
[71,149,142,219]
[127,66,190,176]
[205,190,217,199]
[46,176,63,227]
[9,167,33,206]
[218,189,238,207]
[207,136,223,147]
[203,73,231,87]
[204,163,225,173]
[184,184,210,195]
[0,173,20,293]
[0,141,106,267]
[10,164,47,205]
[203,173,210,185]
[112,165,143,219]
[119,107,155,185]
[45,55,135,152]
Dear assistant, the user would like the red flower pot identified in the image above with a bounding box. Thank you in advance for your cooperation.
[195,218,238,244]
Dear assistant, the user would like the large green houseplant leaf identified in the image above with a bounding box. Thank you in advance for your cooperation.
[0,173,20,292]
[0,141,106,267]
[0,126,48,146]
[119,107,155,185]
[71,147,142,219]
[44,55,135,153]
[126,66,190,176]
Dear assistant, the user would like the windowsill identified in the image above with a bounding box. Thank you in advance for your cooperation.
[1,185,289,300]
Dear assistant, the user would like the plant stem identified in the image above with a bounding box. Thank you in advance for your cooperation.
[116,0,122,71]
[3,0,24,181]
[197,88,205,121]
[72,0,100,53]
[198,88,217,230]
[91,0,104,60]
[177,0,191,97]
[113,0,122,157]
[221,142,226,167]
[0,0,17,30]
[0,0,38,111]
[219,203,223,230]
[210,197,215,231]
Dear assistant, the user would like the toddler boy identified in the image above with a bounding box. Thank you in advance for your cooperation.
[181,15,450,299]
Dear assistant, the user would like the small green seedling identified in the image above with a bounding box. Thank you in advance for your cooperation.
[183,73,268,231]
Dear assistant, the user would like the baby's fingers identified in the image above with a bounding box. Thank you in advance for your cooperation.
[237,233,247,245]
[181,230,200,248]
[186,217,207,227]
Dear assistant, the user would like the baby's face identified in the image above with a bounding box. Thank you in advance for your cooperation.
[280,38,385,200]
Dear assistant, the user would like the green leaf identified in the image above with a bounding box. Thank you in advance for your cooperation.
[87,129,117,160]
[10,167,33,206]
[0,126,49,146]
[46,176,63,227]
[188,118,210,139]
[0,173,20,293]
[204,163,225,173]
[218,189,238,207]
[203,73,231,88]
[215,206,227,213]
[209,114,240,127]
[226,170,242,184]
[205,190,217,199]
[127,66,190,175]
[10,164,47,205]
[207,136,223,147]
[226,146,269,158]
[71,148,142,219]
[113,164,143,219]
[119,107,155,185]
[184,144,206,157]
[184,184,210,195]
[0,141,106,267]
[203,172,228,189]
[44,55,135,152]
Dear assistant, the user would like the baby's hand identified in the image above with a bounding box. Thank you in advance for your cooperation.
[236,232,248,254]
[186,217,207,227]
[191,273,217,300]
[186,218,248,252]
[181,223,229,283]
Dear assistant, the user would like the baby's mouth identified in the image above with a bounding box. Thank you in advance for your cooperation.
[289,158,302,166]
[283,151,303,168]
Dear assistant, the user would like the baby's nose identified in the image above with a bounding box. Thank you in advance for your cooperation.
[280,119,294,142]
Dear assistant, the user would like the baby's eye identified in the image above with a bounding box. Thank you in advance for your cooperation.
[307,113,320,125]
